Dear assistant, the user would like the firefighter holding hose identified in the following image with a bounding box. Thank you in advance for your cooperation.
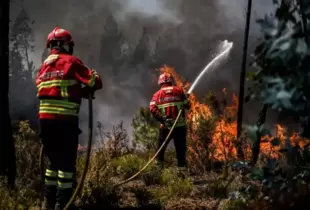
[36,27,102,210]
[149,72,190,172]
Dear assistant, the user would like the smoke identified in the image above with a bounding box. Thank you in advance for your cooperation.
[9,0,282,143]
[114,0,183,24]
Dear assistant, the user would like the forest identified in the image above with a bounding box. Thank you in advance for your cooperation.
[2,0,310,209]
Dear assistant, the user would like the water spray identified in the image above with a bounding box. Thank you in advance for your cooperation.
[59,40,235,208]
[112,40,234,187]
[188,40,234,94]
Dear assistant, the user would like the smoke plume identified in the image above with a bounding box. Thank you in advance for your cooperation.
[9,0,283,143]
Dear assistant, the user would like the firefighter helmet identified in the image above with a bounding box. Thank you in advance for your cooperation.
[46,27,74,48]
[158,72,173,85]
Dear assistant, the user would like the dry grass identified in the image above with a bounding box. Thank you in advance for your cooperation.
[0,120,254,210]
[1,96,309,210]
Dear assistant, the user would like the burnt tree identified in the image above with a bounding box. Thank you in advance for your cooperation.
[0,0,16,188]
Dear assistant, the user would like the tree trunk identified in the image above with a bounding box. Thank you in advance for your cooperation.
[0,0,16,188]
[251,104,268,165]
[236,0,252,160]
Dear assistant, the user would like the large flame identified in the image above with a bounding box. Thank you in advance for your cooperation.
[159,65,308,161]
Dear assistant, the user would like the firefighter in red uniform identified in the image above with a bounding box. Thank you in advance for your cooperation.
[149,72,190,171]
[36,27,102,210]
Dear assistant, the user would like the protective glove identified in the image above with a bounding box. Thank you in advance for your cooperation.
[185,93,190,99]
[160,116,174,128]
[164,118,174,127]
[91,69,98,75]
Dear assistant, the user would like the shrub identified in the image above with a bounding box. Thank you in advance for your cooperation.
[97,121,133,158]
[132,107,159,152]
[0,121,41,209]
[112,154,147,179]
[219,199,248,210]
[160,168,193,198]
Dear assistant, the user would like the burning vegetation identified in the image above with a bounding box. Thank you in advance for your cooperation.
[2,65,310,209]
[160,65,309,163]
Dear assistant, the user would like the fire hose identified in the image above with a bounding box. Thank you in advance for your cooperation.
[39,40,233,209]
[39,93,94,210]
[113,109,183,188]
[39,92,184,209]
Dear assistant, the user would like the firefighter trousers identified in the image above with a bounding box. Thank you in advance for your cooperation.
[157,125,187,168]
[39,119,80,209]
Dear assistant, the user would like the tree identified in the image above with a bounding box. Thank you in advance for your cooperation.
[151,27,187,70]
[129,27,153,67]
[132,107,159,151]
[247,0,310,163]
[99,14,127,75]
[9,7,37,123]
[0,0,16,188]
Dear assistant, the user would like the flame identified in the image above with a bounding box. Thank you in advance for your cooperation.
[159,65,309,161]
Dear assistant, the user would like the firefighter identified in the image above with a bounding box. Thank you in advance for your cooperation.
[36,27,102,210]
[149,72,190,172]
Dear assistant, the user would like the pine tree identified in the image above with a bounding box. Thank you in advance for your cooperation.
[9,7,37,122]
[99,14,126,73]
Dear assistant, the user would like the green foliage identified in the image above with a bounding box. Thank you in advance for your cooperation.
[0,121,41,209]
[132,107,159,151]
[14,121,41,187]
[243,1,310,207]
[160,168,193,197]
[248,0,310,123]
[237,121,310,209]
[112,154,146,179]
[111,154,160,183]
[0,181,40,210]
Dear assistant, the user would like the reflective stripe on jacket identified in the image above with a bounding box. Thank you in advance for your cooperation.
[149,85,190,127]
[36,49,102,119]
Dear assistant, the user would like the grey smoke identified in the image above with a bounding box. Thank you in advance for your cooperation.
[114,0,183,24]
[9,0,284,143]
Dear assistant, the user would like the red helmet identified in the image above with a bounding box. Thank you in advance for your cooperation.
[46,27,74,48]
[158,72,173,85]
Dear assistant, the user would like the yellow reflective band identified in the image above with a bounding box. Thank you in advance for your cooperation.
[45,169,58,177]
[39,107,78,116]
[58,171,74,179]
[61,86,68,98]
[157,102,184,109]
[88,72,96,87]
[39,99,79,116]
[37,79,78,98]
[150,101,156,105]
[161,87,173,91]
[58,181,73,189]
[44,55,59,63]
[45,179,57,186]
[40,100,79,109]
[37,80,78,89]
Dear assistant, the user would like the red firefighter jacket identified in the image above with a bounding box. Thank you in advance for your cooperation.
[36,49,102,120]
[149,84,190,127]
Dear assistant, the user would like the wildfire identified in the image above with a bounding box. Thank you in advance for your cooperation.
[159,65,309,161]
